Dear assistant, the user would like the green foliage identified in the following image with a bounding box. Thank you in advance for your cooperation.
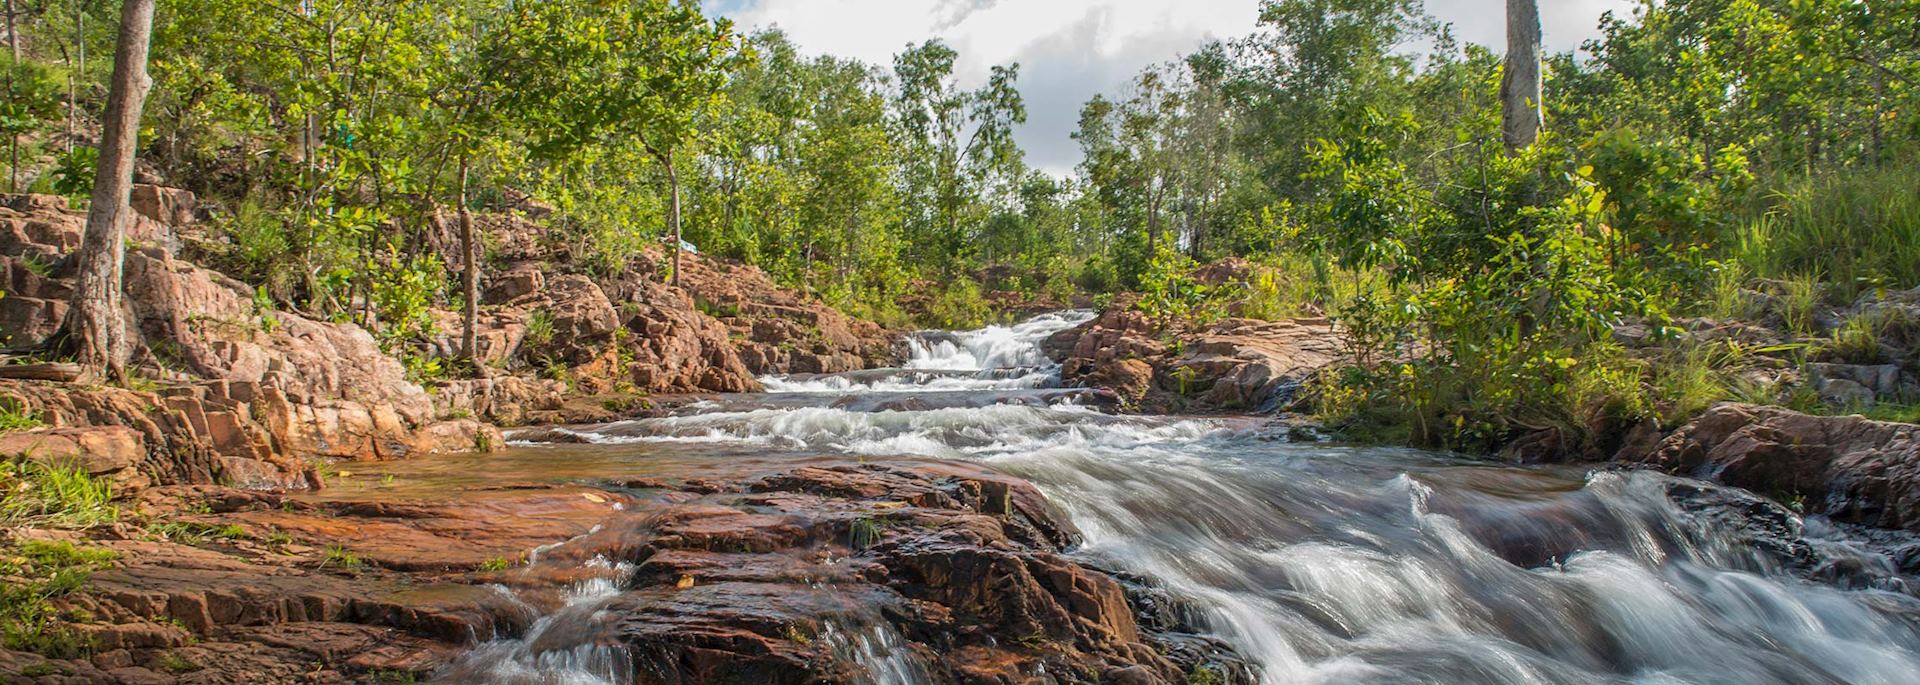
[321,545,365,570]
[0,461,117,529]
[522,309,556,351]
[0,541,119,658]
[847,517,886,551]
[1135,246,1213,325]
[1186,664,1222,685]
[924,279,996,330]
[157,651,204,674]
[147,522,249,545]
[48,147,98,198]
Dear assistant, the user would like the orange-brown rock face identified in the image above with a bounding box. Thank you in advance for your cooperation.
[0,458,1249,685]
[1046,303,1344,414]
[1620,402,1920,532]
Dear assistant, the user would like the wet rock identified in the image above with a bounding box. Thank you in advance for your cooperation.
[1621,403,1920,532]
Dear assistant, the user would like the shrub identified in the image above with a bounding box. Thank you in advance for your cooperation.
[923,279,995,330]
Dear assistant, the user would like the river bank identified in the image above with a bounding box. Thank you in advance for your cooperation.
[6,190,1920,683]
[7,303,1920,684]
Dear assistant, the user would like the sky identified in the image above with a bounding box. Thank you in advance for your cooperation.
[706,0,1637,174]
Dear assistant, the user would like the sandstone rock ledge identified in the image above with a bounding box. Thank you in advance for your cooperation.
[0,460,1252,685]
[1619,403,1920,533]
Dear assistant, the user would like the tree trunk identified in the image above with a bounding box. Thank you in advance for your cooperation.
[458,155,479,367]
[62,0,155,383]
[667,149,683,287]
[1501,0,1543,153]
[6,0,17,61]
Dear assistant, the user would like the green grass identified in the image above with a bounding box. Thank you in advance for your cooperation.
[478,557,513,572]
[847,517,886,551]
[1729,168,1920,304]
[0,461,117,530]
[18,254,54,278]
[321,545,365,569]
[522,308,556,350]
[146,522,249,545]
[0,398,42,434]
[0,540,119,658]
[1829,316,1885,364]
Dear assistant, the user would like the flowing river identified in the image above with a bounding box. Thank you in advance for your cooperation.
[438,311,1920,684]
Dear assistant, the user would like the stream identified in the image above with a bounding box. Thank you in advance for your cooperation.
[437,311,1920,684]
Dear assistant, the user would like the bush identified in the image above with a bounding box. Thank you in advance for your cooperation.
[923,278,995,330]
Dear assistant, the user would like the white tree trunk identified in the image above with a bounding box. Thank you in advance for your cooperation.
[1501,0,1544,152]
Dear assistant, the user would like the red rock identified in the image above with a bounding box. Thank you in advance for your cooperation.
[1621,403,1920,531]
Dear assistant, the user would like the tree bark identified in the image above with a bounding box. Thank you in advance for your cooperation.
[62,0,155,383]
[458,155,479,367]
[666,149,683,286]
[6,0,18,61]
[1501,0,1543,153]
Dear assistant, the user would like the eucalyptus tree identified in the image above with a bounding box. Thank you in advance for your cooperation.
[1502,0,1543,151]
[63,0,153,382]
[891,40,1027,270]
[496,0,740,286]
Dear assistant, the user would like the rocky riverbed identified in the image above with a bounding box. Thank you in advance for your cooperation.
[7,190,1920,684]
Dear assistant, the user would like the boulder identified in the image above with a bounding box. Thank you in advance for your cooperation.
[1619,403,1920,532]
[129,185,198,227]
[483,262,545,304]
[1050,304,1345,413]
[1809,362,1912,405]
[540,275,620,360]
[0,426,149,489]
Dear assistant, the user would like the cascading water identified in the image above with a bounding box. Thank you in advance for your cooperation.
[438,556,638,685]
[446,312,1920,684]
[760,310,1094,393]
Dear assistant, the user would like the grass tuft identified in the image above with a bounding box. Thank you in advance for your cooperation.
[0,461,117,529]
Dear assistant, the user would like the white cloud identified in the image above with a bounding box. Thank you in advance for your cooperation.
[712,0,1635,174]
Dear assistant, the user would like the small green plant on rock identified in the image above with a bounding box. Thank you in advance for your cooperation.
[0,461,116,529]
[0,398,41,434]
[156,651,203,674]
[848,517,886,551]
[321,545,365,570]
[0,540,119,658]
[523,309,556,350]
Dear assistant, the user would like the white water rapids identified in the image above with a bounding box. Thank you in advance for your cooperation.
[443,312,1920,684]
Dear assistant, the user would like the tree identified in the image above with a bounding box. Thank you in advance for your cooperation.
[62,0,155,382]
[891,40,1026,270]
[496,0,739,287]
[1502,0,1543,151]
